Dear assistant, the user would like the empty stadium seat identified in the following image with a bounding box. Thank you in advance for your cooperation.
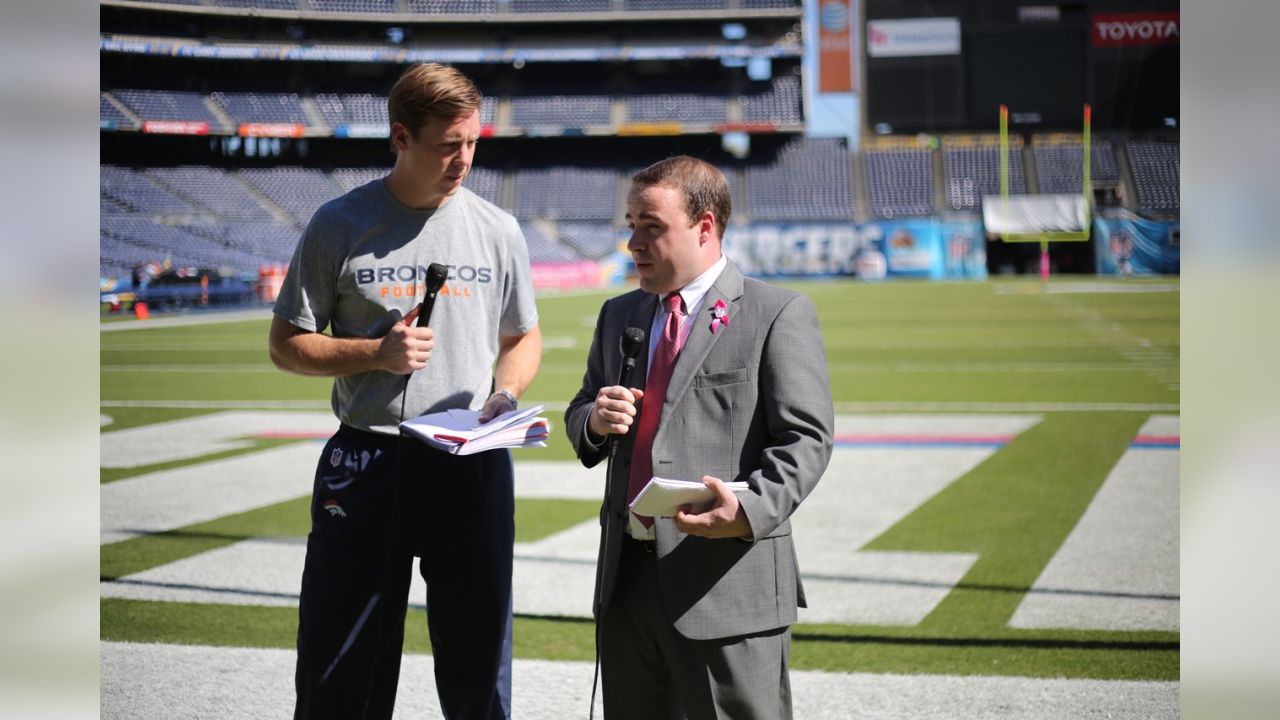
[514,166,617,221]
[864,145,934,218]
[510,93,612,128]
[942,144,1026,211]
[1033,140,1120,194]
[624,92,727,124]
[747,138,853,221]
[1126,141,1180,213]
[739,75,802,125]
[211,92,310,126]
[238,167,344,224]
[112,89,225,127]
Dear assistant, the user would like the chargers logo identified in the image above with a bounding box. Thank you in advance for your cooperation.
[322,499,347,518]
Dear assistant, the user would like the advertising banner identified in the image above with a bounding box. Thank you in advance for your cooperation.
[867,18,961,58]
[142,121,209,135]
[939,220,988,280]
[1091,12,1179,47]
[239,123,305,138]
[1093,216,1179,275]
[722,221,980,281]
[724,223,864,277]
[818,0,855,92]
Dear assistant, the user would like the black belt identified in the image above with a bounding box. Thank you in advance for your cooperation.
[624,534,656,554]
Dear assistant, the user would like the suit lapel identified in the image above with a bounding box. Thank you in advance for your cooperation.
[662,261,745,412]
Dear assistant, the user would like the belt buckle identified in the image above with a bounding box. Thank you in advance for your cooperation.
[628,535,656,554]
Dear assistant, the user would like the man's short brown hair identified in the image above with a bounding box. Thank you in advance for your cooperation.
[632,155,732,239]
[387,63,482,140]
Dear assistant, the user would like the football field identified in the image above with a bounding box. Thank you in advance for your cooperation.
[100,278,1180,718]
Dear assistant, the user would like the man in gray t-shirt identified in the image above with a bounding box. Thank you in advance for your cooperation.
[269,64,540,720]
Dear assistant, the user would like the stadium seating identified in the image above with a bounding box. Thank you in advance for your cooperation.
[313,93,387,128]
[942,144,1026,212]
[739,75,802,125]
[407,0,497,14]
[100,95,133,127]
[510,93,612,128]
[101,166,200,215]
[210,92,309,126]
[624,92,727,124]
[212,0,299,8]
[147,166,276,220]
[238,168,343,224]
[112,89,226,128]
[624,0,726,10]
[331,167,390,194]
[1126,141,1180,213]
[557,222,620,259]
[309,0,397,12]
[510,0,612,12]
[514,166,617,220]
[747,138,853,221]
[519,222,580,263]
[864,145,934,218]
[1033,140,1120,194]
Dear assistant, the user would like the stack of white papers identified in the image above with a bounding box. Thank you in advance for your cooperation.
[629,477,751,517]
[399,405,551,455]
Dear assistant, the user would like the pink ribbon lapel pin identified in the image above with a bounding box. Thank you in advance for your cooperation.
[709,298,730,334]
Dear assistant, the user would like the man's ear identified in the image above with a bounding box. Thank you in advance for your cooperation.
[698,211,717,245]
[390,122,410,151]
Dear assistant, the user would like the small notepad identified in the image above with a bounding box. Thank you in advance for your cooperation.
[628,477,751,517]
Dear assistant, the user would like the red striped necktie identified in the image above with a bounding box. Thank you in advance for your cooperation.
[627,292,687,527]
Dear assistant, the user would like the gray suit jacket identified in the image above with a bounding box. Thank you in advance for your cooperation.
[566,261,834,641]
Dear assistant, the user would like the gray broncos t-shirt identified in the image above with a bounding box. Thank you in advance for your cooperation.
[274,180,539,435]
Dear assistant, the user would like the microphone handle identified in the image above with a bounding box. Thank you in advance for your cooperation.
[415,293,438,328]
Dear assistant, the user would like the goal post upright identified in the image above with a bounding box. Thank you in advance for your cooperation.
[991,103,1094,282]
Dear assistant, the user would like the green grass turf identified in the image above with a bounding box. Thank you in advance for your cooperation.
[101,279,1180,679]
[99,598,1176,680]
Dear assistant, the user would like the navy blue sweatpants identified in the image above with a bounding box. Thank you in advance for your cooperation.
[294,425,514,720]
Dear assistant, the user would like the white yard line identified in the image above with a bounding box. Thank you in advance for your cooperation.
[1010,416,1180,631]
[100,641,1179,720]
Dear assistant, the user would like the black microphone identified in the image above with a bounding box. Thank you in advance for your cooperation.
[616,326,646,389]
[415,263,449,327]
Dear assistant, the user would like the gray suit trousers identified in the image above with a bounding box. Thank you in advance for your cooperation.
[600,538,793,720]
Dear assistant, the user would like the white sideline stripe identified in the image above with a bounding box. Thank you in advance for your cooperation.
[101,443,325,545]
[101,411,339,468]
[100,308,275,332]
[101,399,334,409]
[823,338,1178,349]
[993,282,1179,294]
[834,401,1179,413]
[100,641,1179,720]
[825,361,1177,373]
[103,364,282,372]
[98,399,1181,413]
[1009,416,1180,631]
[101,361,1177,374]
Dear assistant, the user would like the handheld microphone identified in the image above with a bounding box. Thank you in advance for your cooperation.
[400,262,448,423]
[415,263,449,327]
[609,327,646,449]
[617,327,646,389]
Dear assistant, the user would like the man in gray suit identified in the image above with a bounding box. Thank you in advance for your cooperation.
[566,155,834,719]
